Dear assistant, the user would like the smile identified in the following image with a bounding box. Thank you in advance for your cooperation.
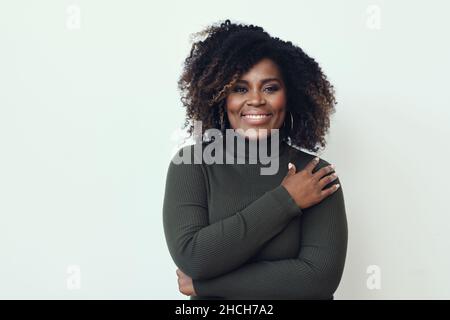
[241,114,273,125]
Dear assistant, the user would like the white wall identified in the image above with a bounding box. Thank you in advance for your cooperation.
[1,0,449,299]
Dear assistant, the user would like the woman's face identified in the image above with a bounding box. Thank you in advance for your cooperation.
[225,58,287,140]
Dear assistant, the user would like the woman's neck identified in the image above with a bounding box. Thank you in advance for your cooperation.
[220,129,288,163]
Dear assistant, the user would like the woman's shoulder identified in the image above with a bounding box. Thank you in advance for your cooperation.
[170,142,210,166]
[166,143,209,185]
[285,142,332,173]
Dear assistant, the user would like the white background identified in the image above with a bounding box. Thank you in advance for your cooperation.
[1,0,449,299]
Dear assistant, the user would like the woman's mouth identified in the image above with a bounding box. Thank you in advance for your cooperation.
[241,113,273,125]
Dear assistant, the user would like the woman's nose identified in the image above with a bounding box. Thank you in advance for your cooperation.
[247,90,266,106]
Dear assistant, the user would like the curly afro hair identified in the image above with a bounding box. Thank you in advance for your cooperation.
[177,19,337,153]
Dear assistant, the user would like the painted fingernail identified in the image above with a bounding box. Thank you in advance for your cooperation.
[288,163,293,170]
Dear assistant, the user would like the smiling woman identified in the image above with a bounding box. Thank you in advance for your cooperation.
[163,19,348,300]
[176,19,336,151]
[226,58,287,140]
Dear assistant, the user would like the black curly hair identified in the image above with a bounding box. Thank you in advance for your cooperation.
[177,19,337,153]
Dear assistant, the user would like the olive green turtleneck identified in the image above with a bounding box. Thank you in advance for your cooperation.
[162,132,348,300]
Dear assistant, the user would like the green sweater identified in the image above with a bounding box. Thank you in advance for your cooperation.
[162,132,348,300]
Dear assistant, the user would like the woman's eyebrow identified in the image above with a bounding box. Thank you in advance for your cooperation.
[236,78,281,85]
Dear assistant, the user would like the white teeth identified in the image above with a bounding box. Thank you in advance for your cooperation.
[242,114,271,119]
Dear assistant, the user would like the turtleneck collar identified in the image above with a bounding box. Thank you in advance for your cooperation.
[219,129,288,164]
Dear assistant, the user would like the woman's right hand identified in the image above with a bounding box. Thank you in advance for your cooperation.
[281,157,340,210]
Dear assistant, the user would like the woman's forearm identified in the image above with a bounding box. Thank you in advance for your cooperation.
[163,148,303,280]
[193,179,348,299]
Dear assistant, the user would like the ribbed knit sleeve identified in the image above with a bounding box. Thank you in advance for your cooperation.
[192,176,348,299]
[162,145,302,280]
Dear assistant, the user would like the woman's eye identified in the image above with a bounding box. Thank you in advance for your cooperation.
[233,86,247,93]
[232,85,279,94]
[265,86,279,93]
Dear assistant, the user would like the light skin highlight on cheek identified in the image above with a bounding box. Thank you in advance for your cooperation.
[225,58,287,140]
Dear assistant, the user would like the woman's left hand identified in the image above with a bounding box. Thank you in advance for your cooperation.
[176,268,197,297]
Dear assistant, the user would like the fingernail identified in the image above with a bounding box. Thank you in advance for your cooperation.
[315,157,319,162]
[288,163,293,170]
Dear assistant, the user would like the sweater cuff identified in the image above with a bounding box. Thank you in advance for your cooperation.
[269,185,303,218]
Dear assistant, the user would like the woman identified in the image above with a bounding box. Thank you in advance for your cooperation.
[163,19,348,300]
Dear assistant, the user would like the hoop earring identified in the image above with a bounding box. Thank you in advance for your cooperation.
[283,111,293,132]
[289,111,294,132]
